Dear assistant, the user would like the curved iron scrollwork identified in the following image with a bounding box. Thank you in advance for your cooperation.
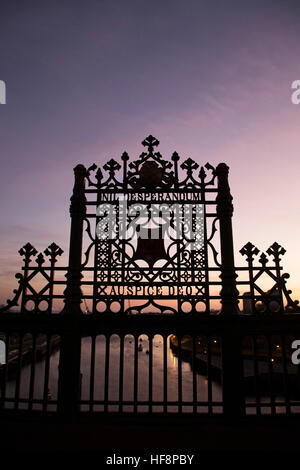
[82,136,220,315]
[1,135,299,317]
[85,134,217,191]
[0,272,24,313]
[126,136,174,189]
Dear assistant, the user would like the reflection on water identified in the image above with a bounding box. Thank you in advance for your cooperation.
[5,335,300,415]
[80,335,223,413]
[5,346,60,410]
[5,335,300,414]
[5,335,223,413]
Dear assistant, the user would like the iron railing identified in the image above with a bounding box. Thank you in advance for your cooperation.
[1,315,300,416]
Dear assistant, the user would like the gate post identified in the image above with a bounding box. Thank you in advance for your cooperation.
[216,163,239,315]
[58,164,86,416]
[216,164,244,417]
[63,163,87,316]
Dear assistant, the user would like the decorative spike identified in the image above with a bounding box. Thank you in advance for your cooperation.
[199,166,206,181]
[171,151,179,162]
[18,243,37,261]
[259,252,268,266]
[44,242,63,261]
[240,242,260,262]
[103,159,121,174]
[128,160,140,171]
[36,253,45,266]
[180,158,199,175]
[121,151,129,161]
[141,135,160,153]
[267,242,286,261]
[95,167,103,182]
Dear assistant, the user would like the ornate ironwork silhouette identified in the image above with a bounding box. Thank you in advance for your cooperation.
[0,135,299,316]
[1,135,300,421]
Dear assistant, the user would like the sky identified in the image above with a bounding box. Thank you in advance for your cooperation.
[0,0,300,307]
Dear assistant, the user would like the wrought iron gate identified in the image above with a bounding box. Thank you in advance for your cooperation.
[0,135,300,417]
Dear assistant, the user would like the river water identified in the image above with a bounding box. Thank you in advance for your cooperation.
[5,335,223,413]
[5,335,298,415]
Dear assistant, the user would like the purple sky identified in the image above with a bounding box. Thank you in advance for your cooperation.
[0,0,300,304]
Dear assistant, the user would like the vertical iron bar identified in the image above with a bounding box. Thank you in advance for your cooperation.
[267,336,276,415]
[134,335,138,414]
[42,334,51,413]
[93,171,102,315]
[119,335,124,413]
[281,335,291,415]
[201,193,210,313]
[48,258,55,314]
[192,336,197,414]
[20,255,31,312]
[14,334,23,410]
[89,335,96,412]
[248,259,256,314]
[163,335,168,413]
[178,336,182,413]
[149,335,153,413]
[171,151,179,190]
[122,151,129,190]
[28,333,37,411]
[253,335,261,416]
[272,249,285,312]
[221,321,244,417]
[121,150,129,316]
[104,335,110,413]
[207,336,213,415]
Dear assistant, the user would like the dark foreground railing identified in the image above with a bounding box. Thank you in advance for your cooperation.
[1,313,300,418]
